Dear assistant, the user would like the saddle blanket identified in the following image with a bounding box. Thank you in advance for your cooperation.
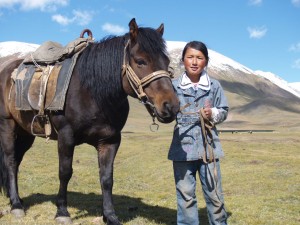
[12,53,79,111]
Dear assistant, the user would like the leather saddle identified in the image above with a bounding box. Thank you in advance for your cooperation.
[11,29,94,138]
[12,29,94,112]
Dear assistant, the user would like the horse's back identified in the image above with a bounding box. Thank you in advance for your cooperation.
[0,55,24,81]
[0,54,24,93]
[0,55,24,117]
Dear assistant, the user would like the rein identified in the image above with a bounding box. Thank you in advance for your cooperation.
[121,39,173,130]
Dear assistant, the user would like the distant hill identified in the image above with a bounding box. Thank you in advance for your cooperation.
[167,41,300,130]
[1,41,300,131]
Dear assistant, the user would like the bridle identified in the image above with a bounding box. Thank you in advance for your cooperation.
[122,39,173,104]
[121,39,173,130]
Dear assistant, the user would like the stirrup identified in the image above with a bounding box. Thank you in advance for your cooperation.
[31,114,52,137]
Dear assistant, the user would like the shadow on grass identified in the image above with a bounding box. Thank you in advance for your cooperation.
[19,191,223,224]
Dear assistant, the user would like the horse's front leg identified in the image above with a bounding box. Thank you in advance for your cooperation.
[98,133,122,225]
[55,132,75,224]
[0,120,34,218]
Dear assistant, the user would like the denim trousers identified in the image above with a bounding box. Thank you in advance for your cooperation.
[173,160,227,225]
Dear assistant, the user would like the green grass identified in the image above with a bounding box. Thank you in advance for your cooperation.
[1,128,300,224]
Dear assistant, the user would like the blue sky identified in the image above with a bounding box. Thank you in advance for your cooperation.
[0,0,299,83]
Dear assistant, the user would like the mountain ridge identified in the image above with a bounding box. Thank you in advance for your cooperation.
[167,41,300,130]
[167,41,300,97]
[1,41,299,130]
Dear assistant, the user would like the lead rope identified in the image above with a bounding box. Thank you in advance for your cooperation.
[199,108,218,186]
[198,108,226,212]
[179,103,218,185]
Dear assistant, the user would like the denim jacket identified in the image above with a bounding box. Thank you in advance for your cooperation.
[168,73,229,161]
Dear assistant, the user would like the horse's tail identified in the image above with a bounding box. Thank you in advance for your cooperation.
[0,141,9,196]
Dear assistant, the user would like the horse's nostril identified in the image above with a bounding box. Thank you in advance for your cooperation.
[163,101,178,116]
[163,101,171,112]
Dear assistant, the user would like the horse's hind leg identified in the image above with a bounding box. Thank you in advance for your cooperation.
[98,133,122,225]
[0,120,35,218]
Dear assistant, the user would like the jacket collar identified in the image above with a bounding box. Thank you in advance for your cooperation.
[179,71,211,91]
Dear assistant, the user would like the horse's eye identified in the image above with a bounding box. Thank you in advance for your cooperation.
[136,59,146,67]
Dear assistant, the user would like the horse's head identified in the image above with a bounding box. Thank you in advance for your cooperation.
[122,18,179,124]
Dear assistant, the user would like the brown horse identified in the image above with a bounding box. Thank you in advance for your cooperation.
[0,18,179,224]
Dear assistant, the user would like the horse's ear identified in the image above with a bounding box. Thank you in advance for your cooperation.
[129,18,138,43]
[157,23,164,36]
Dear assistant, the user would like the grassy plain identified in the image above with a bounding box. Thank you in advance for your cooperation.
[0,126,299,225]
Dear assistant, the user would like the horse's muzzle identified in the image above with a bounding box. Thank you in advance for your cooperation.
[148,100,179,124]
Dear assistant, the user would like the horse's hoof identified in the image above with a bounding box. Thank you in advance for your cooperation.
[11,208,25,218]
[55,216,73,224]
[105,214,122,225]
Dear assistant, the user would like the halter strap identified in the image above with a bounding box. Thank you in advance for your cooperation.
[121,38,172,101]
[121,38,173,130]
[123,66,171,100]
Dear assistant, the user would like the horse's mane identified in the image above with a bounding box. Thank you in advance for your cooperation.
[77,27,168,117]
[77,35,125,111]
[135,27,168,63]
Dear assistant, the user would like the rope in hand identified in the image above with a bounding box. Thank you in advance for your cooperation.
[179,103,218,185]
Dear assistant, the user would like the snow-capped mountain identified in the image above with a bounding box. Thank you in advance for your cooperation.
[167,41,300,99]
[254,70,300,98]
[1,40,300,128]
[0,41,39,58]
[1,40,299,98]
[289,82,300,95]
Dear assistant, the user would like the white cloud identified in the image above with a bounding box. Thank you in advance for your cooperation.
[52,10,93,26]
[0,0,68,12]
[291,0,300,7]
[72,10,92,26]
[52,14,73,26]
[248,0,262,6]
[102,23,127,35]
[289,42,300,52]
[292,58,300,69]
[247,26,267,39]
